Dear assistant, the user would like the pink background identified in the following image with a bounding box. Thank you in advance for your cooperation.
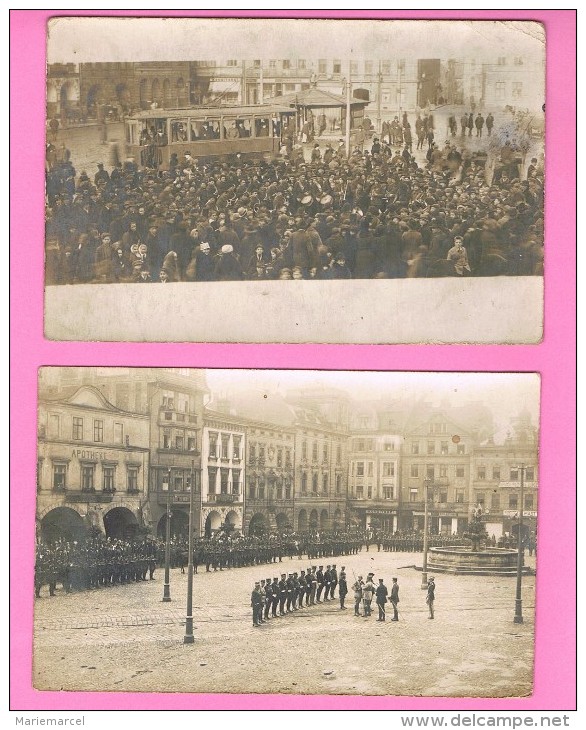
[10,9,576,711]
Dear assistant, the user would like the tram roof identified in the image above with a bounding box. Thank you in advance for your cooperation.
[128,104,295,120]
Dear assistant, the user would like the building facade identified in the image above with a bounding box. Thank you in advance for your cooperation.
[37,384,150,542]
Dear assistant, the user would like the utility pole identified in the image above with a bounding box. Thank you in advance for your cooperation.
[377,60,382,132]
[162,469,172,602]
[184,459,197,644]
[345,65,352,158]
[242,60,247,105]
[259,63,264,105]
[421,478,433,589]
[513,464,525,624]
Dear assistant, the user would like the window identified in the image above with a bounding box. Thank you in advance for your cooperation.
[187,437,196,451]
[227,60,238,66]
[221,435,229,459]
[426,465,435,479]
[323,444,329,461]
[497,57,507,65]
[356,462,365,477]
[509,494,518,509]
[364,61,373,74]
[336,474,342,494]
[282,60,291,70]
[114,423,123,444]
[318,59,327,74]
[411,465,419,478]
[491,493,500,509]
[48,414,60,438]
[175,435,184,450]
[259,446,265,463]
[383,486,395,499]
[411,442,419,454]
[220,468,229,494]
[163,434,170,449]
[456,466,465,478]
[525,467,535,481]
[382,462,395,477]
[93,419,103,442]
[475,492,485,507]
[232,470,240,494]
[384,441,394,451]
[441,442,449,455]
[170,119,188,143]
[367,462,374,477]
[397,59,405,73]
[312,442,318,462]
[525,493,534,509]
[277,448,283,467]
[455,490,465,503]
[286,449,292,466]
[258,479,265,500]
[53,463,66,491]
[269,60,277,68]
[439,490,448,504]
[322,474,328,494]
[336,445,341,464]
[381,61,391,75]
[233,436,241,460]
[427,442,435,455]
[409,488,419,502]
[350,61,359,75]
[174,474,184,492]
[208,467,217,494]
[477,467,486,480]
[356,439,365,451]
[512,82,523,99]
[514,56,523,65]
[333,60,341,74]
[73,417,83,440]
[457,444,466,455]
[103,465,115,492]
[81,464,95,492]
[356,486,364,499]
[302,441,307,459]
[492,467,501,481]
[510,467,519,480]
[495,82,506,100]
[297,59,306,69]
[367,486,372,499]
[127,467,138,492]
[312,473,318,493]
[301,473,308,494]
[439,466,448,478]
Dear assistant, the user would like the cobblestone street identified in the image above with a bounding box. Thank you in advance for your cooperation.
[33,550,536,697]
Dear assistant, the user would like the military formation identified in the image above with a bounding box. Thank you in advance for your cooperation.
[34,537,158,597]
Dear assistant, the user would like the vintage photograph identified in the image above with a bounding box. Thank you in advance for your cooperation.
[43,17,545,343]
[34,367,539,696]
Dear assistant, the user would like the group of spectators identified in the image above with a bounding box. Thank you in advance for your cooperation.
[45,109,544,285]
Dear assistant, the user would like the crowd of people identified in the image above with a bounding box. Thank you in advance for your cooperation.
[45,109,544,285]
[34,536,159,597]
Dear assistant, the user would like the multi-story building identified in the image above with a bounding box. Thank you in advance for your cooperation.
[37,381,150,543]
[346,406,402,532]
[46,63,81,121]
[201,412,246,536]
[471,410,539,541]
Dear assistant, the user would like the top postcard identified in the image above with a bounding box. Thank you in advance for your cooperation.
[43,17,545,343]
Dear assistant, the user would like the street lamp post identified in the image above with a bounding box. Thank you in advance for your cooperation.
[514,464,526,624]
[162,469,172,602]
[421,478,433,589]
[184,459,197,644]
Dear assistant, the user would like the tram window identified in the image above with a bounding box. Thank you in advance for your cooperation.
[140,119,167,145]
[255,117,270,137]
[271,115,281,136]
[170,119,189,143]
[190,119,220,141]
[126,122,138,145]
[224,118,251,139]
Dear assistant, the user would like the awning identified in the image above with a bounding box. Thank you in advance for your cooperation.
[208,80,239,94]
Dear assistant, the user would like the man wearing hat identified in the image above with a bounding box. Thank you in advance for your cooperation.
[426,577,436,619]
[278,573,288,615]
[390,577,400,621]
[251,581,264,627]
[375,578,388,621]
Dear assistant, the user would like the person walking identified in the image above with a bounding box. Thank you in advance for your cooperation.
[426,576,435,619]
[375,578,388,621]
[390,577,400,621]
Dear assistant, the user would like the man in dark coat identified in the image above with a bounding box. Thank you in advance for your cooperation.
[375,578,388,621]
[390,577,400,621]
[251,582,264,626]
[214,245,243,281]
[426,576,435,619]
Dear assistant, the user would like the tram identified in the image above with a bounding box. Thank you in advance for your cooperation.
[124,103,296,167]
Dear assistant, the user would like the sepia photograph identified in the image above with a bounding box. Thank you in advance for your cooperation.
[34,367,539,697]
[43,17,545,343]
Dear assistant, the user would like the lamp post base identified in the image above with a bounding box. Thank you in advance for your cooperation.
[162,584,171,602]
[421,571,428,589]
[514,599,523,623]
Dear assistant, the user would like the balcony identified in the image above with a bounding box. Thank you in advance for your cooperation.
[65,489,114,503]
[156,490,196,506]
[206,493,241,505]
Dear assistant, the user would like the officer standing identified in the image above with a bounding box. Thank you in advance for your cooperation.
[251,582,264,627]
[376,578,388,621]
[390,577,400,621]
[426,576,435,619]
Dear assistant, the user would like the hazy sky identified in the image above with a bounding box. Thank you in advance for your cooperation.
[204,370,540,433]
[47,17,545,65]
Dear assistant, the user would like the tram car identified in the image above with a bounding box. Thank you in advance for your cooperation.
[124,103,296,167]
